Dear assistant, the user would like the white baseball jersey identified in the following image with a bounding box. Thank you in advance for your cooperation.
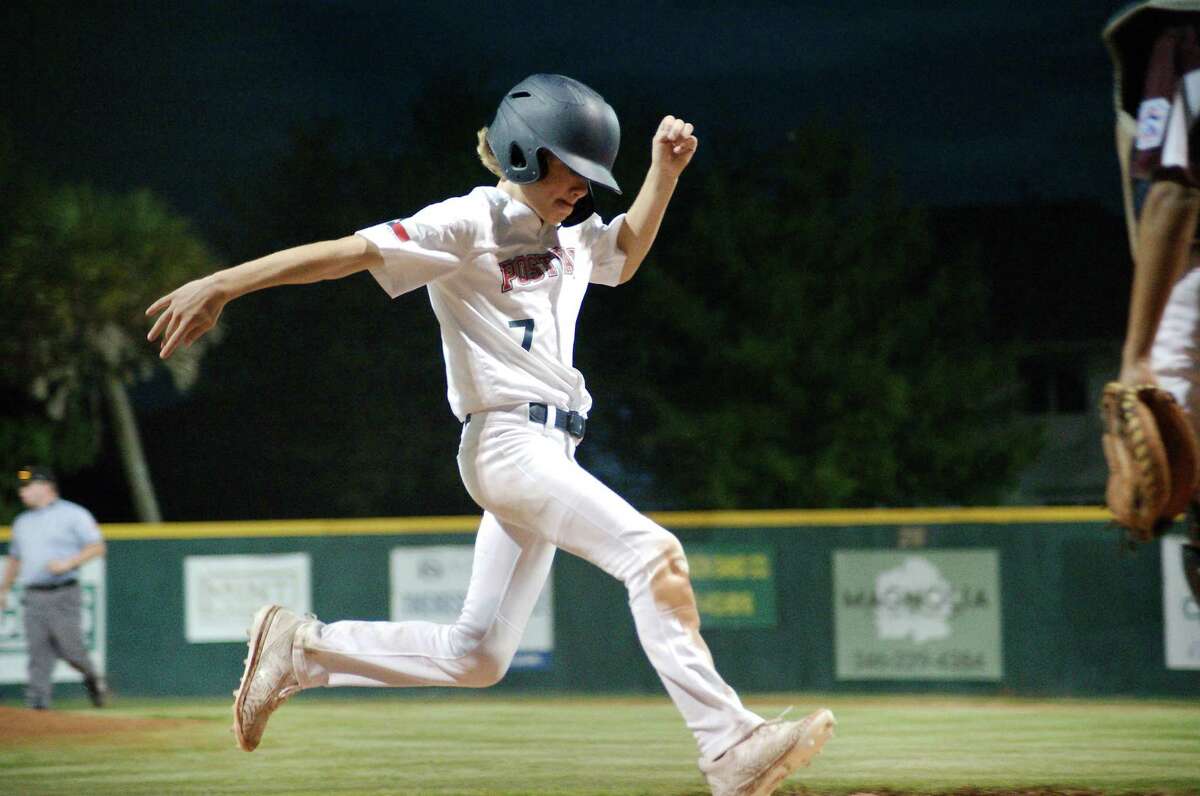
[357,186,626,421]
[301,187,767,764]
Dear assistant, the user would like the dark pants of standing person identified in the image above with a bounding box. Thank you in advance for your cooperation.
[22,583,99,709]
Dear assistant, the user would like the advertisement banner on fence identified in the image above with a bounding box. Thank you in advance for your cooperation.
[834,549,1003,680]
[0,557,106,685]
[184,553,312,643]
[1161,535,1200,670]
[390,545,554,670]
[686,543,777,629]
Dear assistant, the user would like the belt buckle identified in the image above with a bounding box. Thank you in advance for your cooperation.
[567,411,586,439]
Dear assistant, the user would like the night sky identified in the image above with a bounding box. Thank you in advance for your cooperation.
[4,1,1123,230]
[1,2,1138,520]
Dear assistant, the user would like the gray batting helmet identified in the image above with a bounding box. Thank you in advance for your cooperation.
[487,74,621,226]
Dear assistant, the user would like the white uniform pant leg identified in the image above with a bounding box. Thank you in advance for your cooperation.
[457,410,761,760]
[1152,262,1200,439]
[295,511,554,689]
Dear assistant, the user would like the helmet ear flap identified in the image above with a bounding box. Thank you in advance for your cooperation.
[509,143,527,170]
[502,140,542,183]
[506,145,548,183]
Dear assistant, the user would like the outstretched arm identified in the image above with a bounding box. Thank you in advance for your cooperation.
[146,235,384,359]
[616,115,699,283]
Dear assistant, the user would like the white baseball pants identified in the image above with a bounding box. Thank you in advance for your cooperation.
[293,406,763,759]
[1152,262,1200,435]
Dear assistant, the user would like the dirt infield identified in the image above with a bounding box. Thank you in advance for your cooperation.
[0,706,190,743]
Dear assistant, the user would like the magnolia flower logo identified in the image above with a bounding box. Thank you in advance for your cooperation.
[873,557,954,644]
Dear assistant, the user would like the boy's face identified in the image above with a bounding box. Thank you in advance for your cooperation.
[520,153,590,225]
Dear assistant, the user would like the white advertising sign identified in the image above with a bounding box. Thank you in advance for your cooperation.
[833,549,1003,681]
[0,557,106,685]
[1161,536,1200,670]
[184,553,311,643]
[390,545,554,670]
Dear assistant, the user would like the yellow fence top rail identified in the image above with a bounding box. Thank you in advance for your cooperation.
[0,506,1111,541]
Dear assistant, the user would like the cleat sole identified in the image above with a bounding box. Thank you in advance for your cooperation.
[231,604,282,752]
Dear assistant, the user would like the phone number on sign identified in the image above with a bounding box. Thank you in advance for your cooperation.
[851,649,988,672]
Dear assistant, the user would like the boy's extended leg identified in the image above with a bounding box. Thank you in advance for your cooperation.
[232,512,554,750]
[457,412,832,770]
[296,513,554,688]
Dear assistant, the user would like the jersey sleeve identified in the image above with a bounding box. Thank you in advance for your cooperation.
[71,506,102,546]
[583,212,628,287]
[357,196,479,298]
[7,521,21,559]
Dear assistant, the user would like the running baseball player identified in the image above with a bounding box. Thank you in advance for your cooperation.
[146,74,834,795]
[1104,2,1200,597]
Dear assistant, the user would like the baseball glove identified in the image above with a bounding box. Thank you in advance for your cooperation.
[1101,382,1200,541]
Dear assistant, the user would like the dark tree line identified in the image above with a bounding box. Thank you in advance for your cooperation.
[0,122,219,522]
[2,84,1052,521]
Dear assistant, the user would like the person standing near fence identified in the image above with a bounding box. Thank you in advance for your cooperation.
[1104,1,1200,600]
[0,466,107,709]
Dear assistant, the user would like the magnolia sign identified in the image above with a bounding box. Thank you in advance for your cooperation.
[834,549,1003,680]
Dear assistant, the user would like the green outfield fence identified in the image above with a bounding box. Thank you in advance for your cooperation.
[1,507,1197,700]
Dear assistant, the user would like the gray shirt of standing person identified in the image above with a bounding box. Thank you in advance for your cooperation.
[10,500,103,586]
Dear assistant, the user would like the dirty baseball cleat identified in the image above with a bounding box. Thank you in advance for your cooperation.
[699,707,836,796]
[232,604,309,751]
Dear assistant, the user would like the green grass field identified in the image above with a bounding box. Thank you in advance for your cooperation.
[1,693,1197,795]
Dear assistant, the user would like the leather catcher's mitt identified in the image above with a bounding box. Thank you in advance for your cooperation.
[1101,382,1200,541]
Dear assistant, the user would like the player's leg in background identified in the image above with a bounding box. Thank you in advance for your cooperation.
[1144,22,1200,606]
[44,584,105,706]
[1152,263,1200,604]
[295,512,555,689]
[21,592,56,709]
[1185,514,1200,604]
[457,409,762,761]
[45,585,99,679]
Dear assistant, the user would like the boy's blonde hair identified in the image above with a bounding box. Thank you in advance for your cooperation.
[476,127,504,180]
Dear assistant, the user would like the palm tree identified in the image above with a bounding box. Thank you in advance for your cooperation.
[0,183,219,521]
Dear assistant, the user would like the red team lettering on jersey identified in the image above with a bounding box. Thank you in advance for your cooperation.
[357,187,627,417]
[550,246,575,275]
[498,247,576,292]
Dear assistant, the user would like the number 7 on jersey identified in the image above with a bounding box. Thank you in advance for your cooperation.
[509,318,534,351]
